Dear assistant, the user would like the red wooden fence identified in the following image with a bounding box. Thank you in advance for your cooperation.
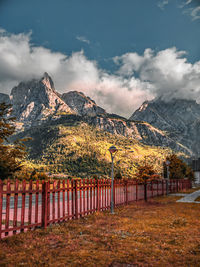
[0,178,191,239]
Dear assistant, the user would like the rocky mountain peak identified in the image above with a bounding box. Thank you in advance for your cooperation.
[10,73,72,129]
[41,72,55,91]
[61,91,106,117]
[0,93,10,104]
[130,97,200,156]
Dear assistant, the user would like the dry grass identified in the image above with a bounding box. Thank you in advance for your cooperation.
[195,196,200,202]
[0,195,200,267]
[178,186,200,194]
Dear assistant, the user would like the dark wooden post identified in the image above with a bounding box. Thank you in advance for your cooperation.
[42,181,48,229]
[97,179,100,211]
[0,180,3,239]
[125,180,128,205]
[113,179,116,207]
[144,181,147,202]
[136,181,138,201]
[74,180,78,219]
[157,180,158,196]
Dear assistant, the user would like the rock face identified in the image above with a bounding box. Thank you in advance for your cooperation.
[6,73,193,155]
[61,91,106,117]
[87,115,189,154]
[0,93,10,104]
[10,72,72,128]
[130,98,200,156]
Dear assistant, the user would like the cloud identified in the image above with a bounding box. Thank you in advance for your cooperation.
[0,30,200,118]
[180,0,200,20]
[157,0,169,10]
[190,6,200,20]
[185,0,193,4]
[76,36,90,44]
[116,47,200,103]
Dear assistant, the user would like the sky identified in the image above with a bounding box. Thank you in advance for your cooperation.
[0,0,200,117]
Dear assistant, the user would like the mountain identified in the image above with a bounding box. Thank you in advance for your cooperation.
[10,72,73,129]
[61,91,106,117]
[15,119,172,178]
[0,93,10,104]
[4,73,193,177]
[130,98,200,156]
[4,72,190,164]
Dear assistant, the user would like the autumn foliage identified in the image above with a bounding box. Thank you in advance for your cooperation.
[164,154,194,180]
[135,163,160,183]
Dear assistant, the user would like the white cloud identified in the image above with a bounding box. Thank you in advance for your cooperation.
[191,6,200,20]
[157,0,169,10]
[76,36,90,44]
[116,47,200,103]
[0,30,200,118]
[185,0,192,5]
[180,0,200,20]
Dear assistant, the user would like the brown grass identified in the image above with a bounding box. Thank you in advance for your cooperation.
[178,186,200,194]
[0,195,200,267]
[195,196,200,202]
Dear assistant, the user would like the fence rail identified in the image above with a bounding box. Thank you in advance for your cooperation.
[0,178,191,239]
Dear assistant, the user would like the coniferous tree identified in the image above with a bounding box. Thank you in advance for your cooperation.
[0,103,26,179]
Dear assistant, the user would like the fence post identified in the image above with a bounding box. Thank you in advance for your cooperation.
[42,181,48,229]
[125,180,128,205]
[136,181,138,201]
[97,179,99,211]
[0,180,2,239]
[114,180,116,207]
[74,180,78,219]
[144,182,147,202]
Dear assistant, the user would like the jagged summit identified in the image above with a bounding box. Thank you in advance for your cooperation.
[41,72,55,91]
[130,97,200,155]
[0,93,10,104]
[61,91,106,117]
[10,73,72,129]
[2,73,197,156]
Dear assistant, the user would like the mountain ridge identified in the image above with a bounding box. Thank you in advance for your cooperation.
[1,72,193,156]
[130,98,200,156]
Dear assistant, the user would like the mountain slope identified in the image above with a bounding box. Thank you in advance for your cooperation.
[10,72,73,129]
[15,120,172,178]
[61,91,106,116]
[130,98,200,156]
[5,73,191,162]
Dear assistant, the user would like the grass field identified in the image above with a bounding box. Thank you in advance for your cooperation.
[0,194,200,267]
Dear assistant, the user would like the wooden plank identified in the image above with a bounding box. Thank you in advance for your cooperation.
[47,181,50,225]
[67,180,70,219]
[41,181,48,229]
[90,179,93,213]
[52,181,56,221]
[93,179,95,212]
[20,180,26,233]
[35,180,39,224]
[62,180,65,219]
[28,180,32,227]
[13,180,19,235]
[5,180,11,236]
[75,180,78,219]
[0,180,3,239]
[87,179,89,214]
[83,179,86,215]
[79,180,82,217]
[57,180,60,222]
